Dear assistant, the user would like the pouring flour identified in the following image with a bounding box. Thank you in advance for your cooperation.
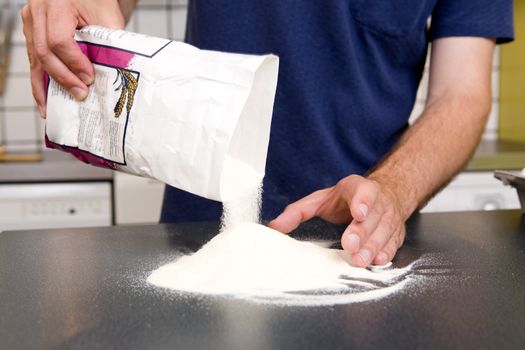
[44,26,415,304]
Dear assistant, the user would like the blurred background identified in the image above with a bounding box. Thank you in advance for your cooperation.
[0,0,523,232]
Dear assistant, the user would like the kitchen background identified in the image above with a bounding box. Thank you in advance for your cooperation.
[0,0,522,232]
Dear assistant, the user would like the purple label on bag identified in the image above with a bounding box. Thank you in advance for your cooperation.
[45,42,138,170]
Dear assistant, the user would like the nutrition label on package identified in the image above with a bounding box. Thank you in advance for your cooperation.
[74,64,136,164]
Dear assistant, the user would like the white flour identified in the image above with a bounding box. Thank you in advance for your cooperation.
[148,222,414,305]
[148,156,415,305]
[219,156,263,230]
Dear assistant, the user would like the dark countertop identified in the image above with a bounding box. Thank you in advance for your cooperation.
[1,210,524,350]
[0,150,113,183]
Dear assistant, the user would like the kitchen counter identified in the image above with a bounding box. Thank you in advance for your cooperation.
[468,139,525,171]
[1,210,524,349]
[0,150,113,183]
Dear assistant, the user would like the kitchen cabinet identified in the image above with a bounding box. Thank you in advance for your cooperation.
[114,172,165,224]
[422,171,520,212]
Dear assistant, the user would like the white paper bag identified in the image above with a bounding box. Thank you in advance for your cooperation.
[45,26,279,201]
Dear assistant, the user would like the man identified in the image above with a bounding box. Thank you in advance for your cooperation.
[22,0,514,267]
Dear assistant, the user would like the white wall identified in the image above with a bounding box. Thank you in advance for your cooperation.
[409,47,501,141]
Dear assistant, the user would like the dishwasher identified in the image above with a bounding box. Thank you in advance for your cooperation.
[0,182,112,232]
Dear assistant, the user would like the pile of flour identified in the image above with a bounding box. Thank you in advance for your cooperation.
[148,222,413,301]
[147,156,414,304]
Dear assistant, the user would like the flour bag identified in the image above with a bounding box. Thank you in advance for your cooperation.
[45,26,279,201]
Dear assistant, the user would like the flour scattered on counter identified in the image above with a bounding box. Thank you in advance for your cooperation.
[148,222,415,305]
[147,156,416,305]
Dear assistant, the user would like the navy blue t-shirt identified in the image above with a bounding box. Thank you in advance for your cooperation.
[161,0,514,223]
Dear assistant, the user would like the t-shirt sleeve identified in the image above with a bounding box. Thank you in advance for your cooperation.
[429,0,514,44]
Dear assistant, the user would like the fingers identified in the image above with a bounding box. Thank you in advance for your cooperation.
[372,236,399,266]
[372,227,405,265]
[30,62,47,118]
[268,189,330,234]
[22,1,91,108]
[336,175,405,267]
[30,3,89,99]
[46,6,94,85]
[339,177,380,252]
[341,206,382,253]
[351,214,399,267]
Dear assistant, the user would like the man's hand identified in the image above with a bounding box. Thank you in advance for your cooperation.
[269,175,406,267]
[21,0,126,117]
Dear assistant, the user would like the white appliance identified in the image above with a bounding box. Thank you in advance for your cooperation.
[422,172,520,212]
[114,172,164,224]
[0,182,112,231]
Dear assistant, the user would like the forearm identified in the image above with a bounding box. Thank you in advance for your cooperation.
[118,0,138,23]
[368,91,491,219]
[366,37,495,220]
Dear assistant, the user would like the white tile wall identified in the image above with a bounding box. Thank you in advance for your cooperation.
[170,7,189,40]
[409,46,501,142]
[0,19,41,152]
[2,76,34,108]
[0,1,502,153]
[7,46,30,74]
[133,9,170,38]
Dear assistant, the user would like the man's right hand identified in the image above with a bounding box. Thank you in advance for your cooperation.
[21,0,126,118]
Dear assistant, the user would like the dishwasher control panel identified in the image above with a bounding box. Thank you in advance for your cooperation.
[0,182,112,231]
